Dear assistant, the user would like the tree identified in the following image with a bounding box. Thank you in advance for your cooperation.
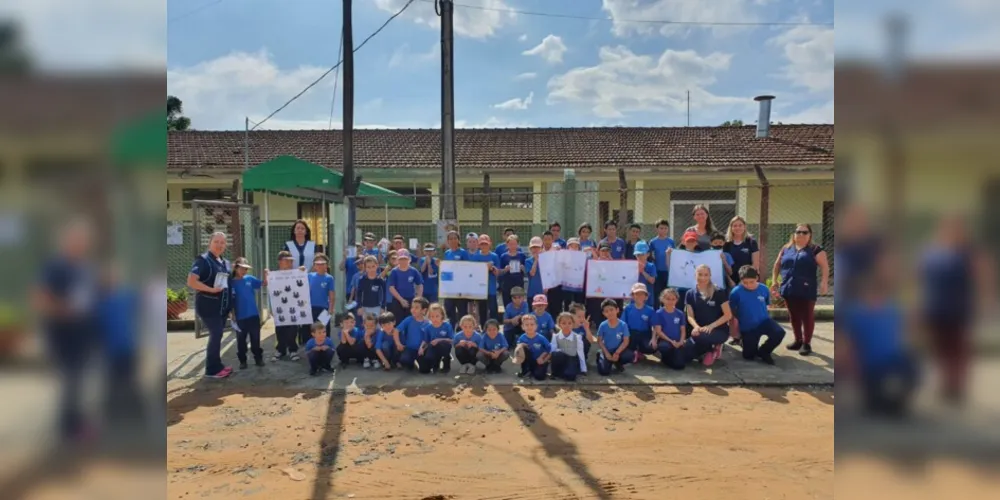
[719,119,744,127]
[167,95,192,131]
[0,22,32,74]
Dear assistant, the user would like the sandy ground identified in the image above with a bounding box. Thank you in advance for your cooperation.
[167,385,834,500]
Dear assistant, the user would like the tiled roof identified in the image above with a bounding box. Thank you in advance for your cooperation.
[168,124,834,171]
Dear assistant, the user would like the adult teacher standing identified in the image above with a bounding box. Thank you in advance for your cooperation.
[187,232,233,378]
[286,219,317,269]
[771,223,829,356]
[683,204,716,251]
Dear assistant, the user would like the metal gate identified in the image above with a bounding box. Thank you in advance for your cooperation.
[192,200,264,338]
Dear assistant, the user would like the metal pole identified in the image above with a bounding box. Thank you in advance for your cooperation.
[343,0,357,247]
[264,192,271,267]
[440,0,457,222]
[244,117,250,203]
[384,200,389,242]
[686,90,690,127]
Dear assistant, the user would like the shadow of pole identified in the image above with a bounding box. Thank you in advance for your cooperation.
[495,387,612,500]
[309,386,347,500]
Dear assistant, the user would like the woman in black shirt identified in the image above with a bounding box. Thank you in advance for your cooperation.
[684,264,732,367]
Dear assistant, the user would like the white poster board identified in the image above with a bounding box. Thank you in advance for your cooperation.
[267,269,314,326]
[438,260,488,300]
[585,260,639,299]
[167,223,183,245]
[667,249,725,289]
[539,250,588,290]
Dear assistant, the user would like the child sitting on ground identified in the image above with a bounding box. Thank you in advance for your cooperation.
[478,319,509,373]
[453,315,484,374]
[418,303,454,374]
[622,283,656,362]
[360,312,382,369]
[570,302,596,366]
[597,299,635,376]
[531,294,556,341]
[550,312,587,381]
[335,313,366,367]
[653,288,689,370]
[375,312,399,371]
[728,266,786,365]
[513,314,551,381]
[304,322,335,376]
[396,297,430,370]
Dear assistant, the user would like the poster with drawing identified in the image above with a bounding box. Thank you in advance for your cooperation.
[585,260,639,299]
[267,269,313,327]
[167,223,183,245]
[539,250,588,290]
[668,249,725,289]
[438,260,489,300]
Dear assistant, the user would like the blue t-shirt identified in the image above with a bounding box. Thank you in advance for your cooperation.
[599,237,627,259]
[622,302,654,333]
[648,236,675,272]
[503,301,530,334]
[375,328,397,350]
[481,333,509,352]
[554,238,567,248]
[308,272,335,310]
[500,252,527,287]
[344,258,359,295]
[844,301,906,372]
[598,320,630,352]
[517,333,551,359]
[728,284,770,331]
[418,257,440,298]
[453,331,484,349]
[444,248,470,261]
[525,255,544,297]
[230,275,262,320]
[388,267,423,300]
[573,325,589,342]
[532,311,555,338]
[654,308,685,342]
[470,251,501,295]
[355,275,386,308]
[637,260,656,287]
[421,321,455,345]
[304,337,335,351]
[579,239,596,250]
[397,316,428,350]
[354,326,377,343]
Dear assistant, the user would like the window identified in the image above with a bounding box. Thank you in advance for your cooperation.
[388,186,432,209]
[182,188,234,208]
[463,187,533,209]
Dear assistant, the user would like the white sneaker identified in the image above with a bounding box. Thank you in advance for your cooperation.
[363,359,371,368]
[372,360,381,369]
[465,363,476,374]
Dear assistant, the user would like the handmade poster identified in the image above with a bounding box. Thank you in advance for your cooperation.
[409,238,419,250]
[167,223,183,245]
[667,249,725,289]
[539,250,588,290]
[317,309,331,326]
[436,220,458,246]
[267,269,313,326]
[585,260,639,299]
[538,250,560,290]
[438,260,489,300]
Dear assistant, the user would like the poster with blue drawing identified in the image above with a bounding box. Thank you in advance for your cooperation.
[667,249,725,289]
[267,269,313,327]
[438,260,489,300]
[585,260,639,299]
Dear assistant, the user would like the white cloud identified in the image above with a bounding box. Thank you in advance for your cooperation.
[456,116,533,128]
[388,42,438,69]
[546,45,746,119]
[372,0,515,39]
[518,33,528,42]
[768,25,834,93]
[600,0,758,38]
[523,35,568,63]
[513,72,537,81]
[775,100,834,124]
[493,92,534,110]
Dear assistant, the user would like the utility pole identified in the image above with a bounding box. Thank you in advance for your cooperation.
[343,0,356,247]
[439,0,458,223]
[686,90,690,126]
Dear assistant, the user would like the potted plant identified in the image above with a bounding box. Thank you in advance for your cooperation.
[167,288,189,320]
[0,304,25,356]
[765,278,786,309]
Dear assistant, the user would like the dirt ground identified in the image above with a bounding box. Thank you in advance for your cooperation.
[167,384,834,499]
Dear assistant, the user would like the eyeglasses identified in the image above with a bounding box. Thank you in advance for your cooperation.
[795,230,810,235]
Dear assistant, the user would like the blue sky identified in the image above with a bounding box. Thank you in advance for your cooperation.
[164,0,835,130]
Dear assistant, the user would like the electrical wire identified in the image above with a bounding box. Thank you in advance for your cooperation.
[251,0,417,130]
[328,31,345,130]
[424,0,833,27]
[169,0,223,24]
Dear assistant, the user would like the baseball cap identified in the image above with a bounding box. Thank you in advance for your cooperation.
[631,283,648,295]
[566,237,581,248]
[234,257,252,269]
[363,235,375,242]
[532,294,548,306]
[396,249,411,260]
[510,286,526,297]
[683,230,699,243]
[529,236,543,248]
[478,234,492,245]
[633,240,650,256]
[598,242,611,251]
[466,232,478,241]
[393,234,404,242]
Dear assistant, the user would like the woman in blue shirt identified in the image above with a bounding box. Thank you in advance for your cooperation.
[187,232,233,379]
[771,224,830,356]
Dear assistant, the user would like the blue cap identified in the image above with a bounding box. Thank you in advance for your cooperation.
[633,240,650,256]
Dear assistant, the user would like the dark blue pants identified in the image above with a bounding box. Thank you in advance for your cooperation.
[675,288,690,313]
[455,345,479,364]
[657,341,689,370]
[399,347,420,369]
[597,349,635,376]
[235,316,263,363]
[740,319,786,360]
[477,351,508,370]
[275,325,299,355]
[692,327,729,357]
[379,343,402,366]
[504,327,523,350]
[419,342,453,373]
[336,342,369,364]
[307,349,334,372]
[501,277,523,309]
[519,350,549,380]
[49,326,93,439]
[862,354,919,416]
[631,330,655,354]
[546,286,563,317]
[200,315,226,375]
[550,351,580,381]
[654,271,670,303]
[390,299,413,324]
[476,296,499,327]
[444,298,469,327]
[562,290,585,311]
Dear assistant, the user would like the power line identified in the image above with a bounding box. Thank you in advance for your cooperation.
[328,31,344,130]
[252,0,417,130]
[169,0,223,24]
[425,0,833,27]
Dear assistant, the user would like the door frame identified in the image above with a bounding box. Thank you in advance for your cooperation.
[669,198,738,239]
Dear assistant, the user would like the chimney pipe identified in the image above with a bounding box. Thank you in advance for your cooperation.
[754,95,775,138]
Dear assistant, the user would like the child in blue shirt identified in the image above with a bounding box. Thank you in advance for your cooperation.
[359,312,382,369]
[353,256,386,320]
[308,253,336,340]
[596,299,634,376]
[728,266,785,365]
[570,302,596,364]
[711,233,736,289]
[598,220,627,260]
[653,288,689,370]
[634,241,657,292]
[453,315,484,374]
[531,294,556,341]
[525,237,545,298]
[622,283,656,359]
[304,322,335,376]
[471,235,502,327]
[418,303,454,374]
[418,243,440,303]
[478,319,509,373]
[396,297,430,370]
[514,314,551,380]
[335,314,367,367]
[503,287,530,347]
[648,219,675,301]
[229,257,264,369]
[499,236,527,308]
[387,249,424,323]
[375,311,400,371]
[443,230,471,326]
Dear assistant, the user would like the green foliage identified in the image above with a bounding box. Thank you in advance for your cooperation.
[167,95,192,131]
[719,119,744,127]
[167,288,189,302]
[0,303,22,327]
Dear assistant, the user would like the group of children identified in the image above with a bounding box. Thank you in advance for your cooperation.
[222,218,782,379]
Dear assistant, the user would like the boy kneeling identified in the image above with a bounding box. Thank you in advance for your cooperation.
[597,299,634,375]
[728,266,785,365]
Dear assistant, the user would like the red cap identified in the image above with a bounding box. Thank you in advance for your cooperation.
[683,230,699,243]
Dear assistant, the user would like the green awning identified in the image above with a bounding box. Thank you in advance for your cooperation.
[242,155,414,208]
[112,110,167,168]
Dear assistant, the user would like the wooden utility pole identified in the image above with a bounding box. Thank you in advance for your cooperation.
[439,0,457,223]
[343,0,356,246]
